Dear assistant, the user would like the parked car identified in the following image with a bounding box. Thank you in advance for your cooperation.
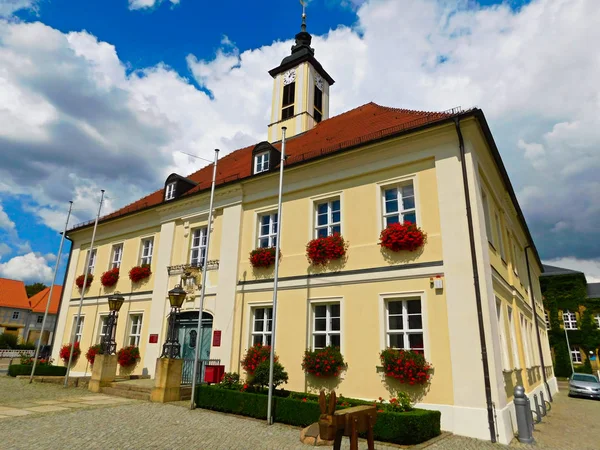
[568,373,600,399]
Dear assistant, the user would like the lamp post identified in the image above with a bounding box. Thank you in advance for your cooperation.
[161,284,187,359]
[101,292,125,355]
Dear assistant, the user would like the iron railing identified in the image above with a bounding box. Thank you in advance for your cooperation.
[181,358,221,385]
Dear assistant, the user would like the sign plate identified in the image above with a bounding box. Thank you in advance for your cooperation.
[213,330,222,347]
[149,334,158,344]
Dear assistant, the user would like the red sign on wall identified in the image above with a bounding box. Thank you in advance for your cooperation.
[213,330,222,347]
[149,334,158,344]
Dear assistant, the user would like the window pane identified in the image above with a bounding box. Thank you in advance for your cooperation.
[332,211,341,223]
[389,333,404,349]
[406,300,421,314]
[330,304,340,317]
[402,184,414,198]
[385,200,399,214]
[409,333,424,350]
[259,238,269,248]
[265,308,272,320]
[315,305,326,318]
[388,301,402,315]
[314,318,326,332]
[331,225,341,235]
[317,228,328,238]
[389,316,403,330]
[330,334,341,348]
[254,320,263,332]
[265,335,272,346]
[402,196,415,210]
[384,189,397,201]
[403,212,416,224]
[252,335,262,346]
[255,309,264,320]
[408,315,422,330]
[317,203,328,215]
[331,200,340,212]
[266,319,273,332]
[314,335,326,349]
[386,216,399,226]
[317,212,328,226]
[261,223,270,235]
[331,318,340,331]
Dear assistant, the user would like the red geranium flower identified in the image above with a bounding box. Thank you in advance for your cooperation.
[100,268,119,287]
[306,234,348,266]
[302,346,346,378]
[379,222,426,252]
[379,348,431,385]
[249,247,281,269]
[75,274,93,290]
[129,265,152,283]
[59,342,81,364]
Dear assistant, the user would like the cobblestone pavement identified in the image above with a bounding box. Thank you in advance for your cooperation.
[0,377,597,449]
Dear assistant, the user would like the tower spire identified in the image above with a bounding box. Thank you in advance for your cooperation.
[300,0,307,32]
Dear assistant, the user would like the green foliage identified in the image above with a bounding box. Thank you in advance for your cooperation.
[541,273,587,313]
[0,333,19,349]
[249,360,288,390]
[8,364,67,377]
[218,372,242,390]
[377,393,413,412]
[578,309,600,352]
[553,339,573,378]
[574,359,593,374]
[195,385,441,445]
[25,283,47,298]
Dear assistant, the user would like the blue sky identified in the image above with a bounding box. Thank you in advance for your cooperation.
[1,0,599,285]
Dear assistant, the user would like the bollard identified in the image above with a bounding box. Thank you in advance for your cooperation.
[514,386,534,444]
[540,391,547,416]
[533,394,542,423]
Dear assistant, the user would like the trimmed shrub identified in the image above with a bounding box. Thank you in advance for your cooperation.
[8,364,67,377]
[249,360,288,389]
[195,385,441,445]
[0,333,19,349]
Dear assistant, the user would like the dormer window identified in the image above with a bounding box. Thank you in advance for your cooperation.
[255,152,270,174]
[165,182,176,201]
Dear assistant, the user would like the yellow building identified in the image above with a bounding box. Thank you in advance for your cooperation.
[53,16,556,444]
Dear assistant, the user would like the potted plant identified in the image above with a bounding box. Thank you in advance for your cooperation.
[379,222,426,252]
[306,234,348,266]
[75,274,93,290]
[249,247,280,269]
[116,345,140,372]
[59,342,81,365]
[100,268,119,288]
[129,265,152,283]
[86,344,103,366]
[302,345,347,378]
[380,348,432,385]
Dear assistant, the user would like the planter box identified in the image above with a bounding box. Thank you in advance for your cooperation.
[195,385,440,445]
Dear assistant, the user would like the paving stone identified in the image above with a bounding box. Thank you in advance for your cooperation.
[0,408,32,417]
[24,405,69,413]
[34,400,63,405]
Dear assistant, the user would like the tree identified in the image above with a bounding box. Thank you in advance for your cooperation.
[25,283,47,298]
[249,360,288,390]
[553,339,572,378]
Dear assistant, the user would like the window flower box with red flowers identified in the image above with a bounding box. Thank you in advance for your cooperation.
[100,268,119,288]
[301,346,347,378]
[129,265,152,283]
[86,344,103,366]
[306,234,348,266]
[249,247,280,269]
[379,222,426,252]
[380,348,432,385]
[59,342,81,365]
[75,274,93,290]
[241,343,276,375]
[117,345,140,368]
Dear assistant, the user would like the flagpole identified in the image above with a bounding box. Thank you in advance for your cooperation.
[190,149,219,409]
[64,190,105,387]
[30,201,73,383]
[267,127,287,425]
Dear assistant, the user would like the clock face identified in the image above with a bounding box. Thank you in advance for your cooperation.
[314,75,324,90]
[283,69,296,86]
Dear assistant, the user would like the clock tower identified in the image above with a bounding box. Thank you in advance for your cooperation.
[267,8,335,142]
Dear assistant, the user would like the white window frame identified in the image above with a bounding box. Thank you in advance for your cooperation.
[310,300,342,350]
[190,227,208,267]
[494,212,506,260]
[140,237,153,266]
[496,299,511,371]
[520,314,532,368]
[507,306,521,369]
[251,307,273,346]
[314,198,341,238]
[481,190,493,244]
[563,310,577,330]
[257,213,278,248]
[254,151,270,174]
[571,345,582,364]
[72,316,84,343]
[165,182,176,201]
[37,315,43,324]
[381,181,417,228]
[97,315,109,344]
[87,248,97,274]
[385,298,424,353]
[110,244,123,269]
[595,313,600,329]
[128,314,143,347]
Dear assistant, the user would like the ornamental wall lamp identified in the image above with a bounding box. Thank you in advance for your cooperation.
[161,284,187,358]
[101,292,125,355]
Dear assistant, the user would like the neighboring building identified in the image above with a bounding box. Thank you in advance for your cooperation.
[541,265,600,374]
[24,286,62,346]
[0,278,30,341]
[52,14,555,444]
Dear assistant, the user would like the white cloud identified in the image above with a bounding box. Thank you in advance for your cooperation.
[128,0,179,11]
[0,203,15,232]
[0,0,38,17]
[544,257,600,283]
[0,252,53,283]
[0,243,11,258]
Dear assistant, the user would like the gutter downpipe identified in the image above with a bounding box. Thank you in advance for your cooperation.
[524,246,553,402]
[454,117,497,443]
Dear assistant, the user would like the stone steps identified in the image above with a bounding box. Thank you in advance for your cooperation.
[101,385,151,401]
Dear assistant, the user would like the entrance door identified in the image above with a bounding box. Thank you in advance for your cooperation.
[178,312,213,360]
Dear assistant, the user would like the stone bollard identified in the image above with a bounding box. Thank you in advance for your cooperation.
[514,386,534,444]
[533,394,542,423]
[540,391,547,416]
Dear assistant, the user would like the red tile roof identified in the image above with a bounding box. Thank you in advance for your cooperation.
[75,103,458,229]
[28,285,62,315]
[0,278,29,310]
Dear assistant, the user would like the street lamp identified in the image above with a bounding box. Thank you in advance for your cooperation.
[161,284,187,358]
[101,292,125,355]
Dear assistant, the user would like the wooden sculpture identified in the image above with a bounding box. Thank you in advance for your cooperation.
[318,390,377,450]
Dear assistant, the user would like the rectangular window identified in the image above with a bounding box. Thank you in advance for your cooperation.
[521,314,532,367]
[165,182,176,200]
[282,82,295,120]
[128,314,143,347]
[257,213,278,248]
[595,314,600,329]
[12,311,20,320]
[315,199,341,238]
[72,316,84,343]
[140,238,153,266]
[571,345,582,363]
[481,190,493,244]
[111,244,123,269]
[97,315,108,344]
[545,311,551,329]
[87,248,97,274]
[512,241,519,276]
[314,85,323,123]
[563,310,577,330]
[254,152,270,174]
[190,227,208,267]
[251,307,273,346]
[312,303,341,349]
[382,183,416,227]
[386,299,424,353]
[496,299,510,370]
[507,306,520,369]
[494,213,506,259]
[37,315,43,324]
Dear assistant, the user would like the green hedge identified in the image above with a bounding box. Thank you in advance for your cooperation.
[8,364,67,377]
[195,385,440,445]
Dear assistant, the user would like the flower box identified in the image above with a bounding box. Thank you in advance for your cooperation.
[75,274,93,290]
[86,344,103,366]
[59,342,81,365]
[379,222,426,252]
[249,247,279,269]
[129,265,152,283]
[100,268,119,287]
[380,348,432,385]
[117,345,140,368]
[301,346,347,378]
[306,234,348,266]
